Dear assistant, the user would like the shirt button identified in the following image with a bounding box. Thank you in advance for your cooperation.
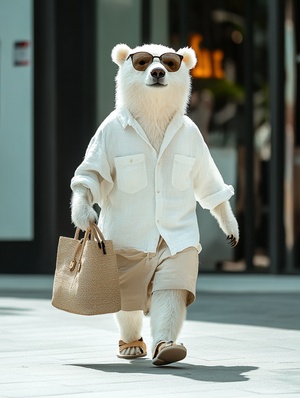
[156,190,160,194]
[157,220,160,223]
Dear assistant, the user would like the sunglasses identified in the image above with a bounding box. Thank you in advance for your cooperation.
[127,51,184,72]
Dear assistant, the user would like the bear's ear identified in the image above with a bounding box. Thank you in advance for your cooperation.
[177,47,197,70]
[111,44,132,66]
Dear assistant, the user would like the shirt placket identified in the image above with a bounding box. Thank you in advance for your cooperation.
[155,159,162,227]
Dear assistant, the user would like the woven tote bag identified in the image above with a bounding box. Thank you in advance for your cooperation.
[52,222,121,315]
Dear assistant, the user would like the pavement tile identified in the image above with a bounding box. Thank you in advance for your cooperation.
[0,274,300,397]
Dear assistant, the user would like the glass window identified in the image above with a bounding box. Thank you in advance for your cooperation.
[169,0,272,272]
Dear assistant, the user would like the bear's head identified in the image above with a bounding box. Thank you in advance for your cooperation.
[111,43,197,121]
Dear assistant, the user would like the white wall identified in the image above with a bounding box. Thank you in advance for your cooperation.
[0,0,33,240]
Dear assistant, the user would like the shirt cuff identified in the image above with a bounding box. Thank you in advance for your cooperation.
[71,176,101,204]
[199,185,234,210]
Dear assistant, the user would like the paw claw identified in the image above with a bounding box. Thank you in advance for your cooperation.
[226,235,238,248]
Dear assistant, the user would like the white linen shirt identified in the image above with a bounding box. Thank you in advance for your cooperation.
[71,107,234,255]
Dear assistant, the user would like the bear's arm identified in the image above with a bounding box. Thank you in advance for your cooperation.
[71,133,113,205]
[193,138,234,210]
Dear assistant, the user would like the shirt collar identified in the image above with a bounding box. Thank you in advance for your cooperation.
[116,107,134,129]
[116,106,184,133]
[116,106,185,157]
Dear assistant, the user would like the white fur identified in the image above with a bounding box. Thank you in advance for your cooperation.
[111,44,197,356]
[112,43,196,151]
[71,43,198,226]
[115,310,144,356]
[210,201,239,243]
[71,43,239,361]
[71,186,98,231]
[116,290,187,356]
[150,289,187,351]
[116,310,143,343]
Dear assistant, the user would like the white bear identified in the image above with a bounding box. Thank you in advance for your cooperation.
[71,43,239,366]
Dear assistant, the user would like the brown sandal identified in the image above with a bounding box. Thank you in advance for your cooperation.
[117,337,147,359]
[152,340,187,366]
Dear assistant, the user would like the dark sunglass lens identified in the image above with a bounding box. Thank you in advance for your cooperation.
[161,54,181,71]
[132,52,152,71]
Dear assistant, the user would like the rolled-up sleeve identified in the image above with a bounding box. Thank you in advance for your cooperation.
[194,139,234,210]
[197,184,234,210]
[70,133,113,205]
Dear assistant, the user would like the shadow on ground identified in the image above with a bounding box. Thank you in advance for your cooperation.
[73,360,258,383]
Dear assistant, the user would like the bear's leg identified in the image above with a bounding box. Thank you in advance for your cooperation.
[150,289,187,351]
[115,310,144,356]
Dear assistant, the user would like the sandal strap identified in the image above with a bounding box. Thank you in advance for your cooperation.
[119,338,146,353]
[152,340,174,359]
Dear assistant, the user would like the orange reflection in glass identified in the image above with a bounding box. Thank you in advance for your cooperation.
[190,34,225,79]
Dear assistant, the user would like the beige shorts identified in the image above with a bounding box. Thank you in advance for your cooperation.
[115,238,199,313]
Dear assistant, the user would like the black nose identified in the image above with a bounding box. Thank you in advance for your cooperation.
[151,68,165,79]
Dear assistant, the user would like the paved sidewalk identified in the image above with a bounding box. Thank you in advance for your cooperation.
[0,274,299,397]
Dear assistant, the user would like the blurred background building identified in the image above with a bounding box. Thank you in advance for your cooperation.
[0,0,299,275]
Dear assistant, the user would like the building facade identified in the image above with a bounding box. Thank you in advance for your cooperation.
[0,0,299,274]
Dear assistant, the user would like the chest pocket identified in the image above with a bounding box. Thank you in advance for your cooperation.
[172,154,196,191]
[114,154,147,194]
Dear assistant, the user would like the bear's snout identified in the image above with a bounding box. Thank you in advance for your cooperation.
[148,67,167,86]
[150,67,166,80]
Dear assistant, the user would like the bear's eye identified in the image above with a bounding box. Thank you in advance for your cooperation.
[130,52,152,71]
[160,53,183,72]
